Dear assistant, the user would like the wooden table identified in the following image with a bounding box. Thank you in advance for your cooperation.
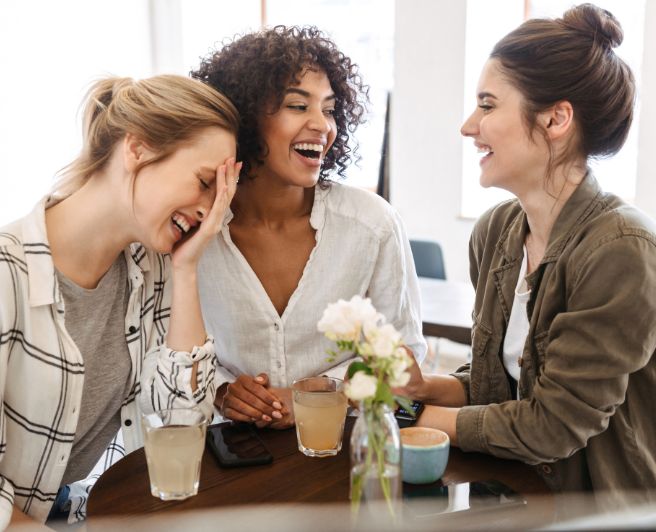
[87,418,554,529]
[419,277,475,345]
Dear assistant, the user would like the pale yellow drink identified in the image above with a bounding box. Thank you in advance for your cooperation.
[142,409,206,500]
[292,377,347,457]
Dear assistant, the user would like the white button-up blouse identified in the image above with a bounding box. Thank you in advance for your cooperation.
[198,182,426,389]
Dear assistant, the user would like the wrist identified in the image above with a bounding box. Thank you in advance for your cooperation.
[415,376,435,403]
[215,382,229,411]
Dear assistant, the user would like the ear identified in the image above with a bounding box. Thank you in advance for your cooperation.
[122,133,155,172]
[540,100,575,141]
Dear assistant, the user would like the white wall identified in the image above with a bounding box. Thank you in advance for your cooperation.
[391,0,474,282]
[635,0,656,217]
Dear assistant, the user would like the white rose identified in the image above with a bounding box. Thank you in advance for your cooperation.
[388,350,413,387]
[318,296,381,342]
[345,371,378,401]
[388,367,411,387]
[364,323,401,358]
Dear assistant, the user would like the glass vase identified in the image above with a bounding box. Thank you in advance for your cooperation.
[349,403,402,519]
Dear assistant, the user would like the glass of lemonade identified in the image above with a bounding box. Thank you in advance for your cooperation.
[141,407,207,500]
[292,376,347,457]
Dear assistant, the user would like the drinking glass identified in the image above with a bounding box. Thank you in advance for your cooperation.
[292,376,347,457]
[141,407,207,500]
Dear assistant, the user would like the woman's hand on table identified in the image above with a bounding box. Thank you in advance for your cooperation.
[255,387,295,429]
[218,373,284,423]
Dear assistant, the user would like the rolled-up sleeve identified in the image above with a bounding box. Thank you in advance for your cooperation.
[457,235,656,464]
[140,336,218,421]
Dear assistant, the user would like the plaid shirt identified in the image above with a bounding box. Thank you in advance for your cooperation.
[0,198,217,526]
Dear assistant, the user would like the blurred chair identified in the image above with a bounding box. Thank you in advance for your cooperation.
[409,239,446,280]
[409,239,470,374]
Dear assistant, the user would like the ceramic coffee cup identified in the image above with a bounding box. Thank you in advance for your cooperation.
[400,427,450,484]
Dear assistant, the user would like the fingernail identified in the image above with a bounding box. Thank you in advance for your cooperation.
[272,411,282,419]
[262,415,272,422]
[273,401,282,410]
[255,376,264,383]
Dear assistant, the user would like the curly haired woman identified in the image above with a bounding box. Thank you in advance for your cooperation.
[191,26,426,429]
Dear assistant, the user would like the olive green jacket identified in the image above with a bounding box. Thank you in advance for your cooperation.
[454,175,656,503]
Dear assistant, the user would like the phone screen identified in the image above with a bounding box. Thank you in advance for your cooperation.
[404,479,526,519]
[206,423,273,467]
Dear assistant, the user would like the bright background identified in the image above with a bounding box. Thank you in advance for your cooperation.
[2,0,655,281]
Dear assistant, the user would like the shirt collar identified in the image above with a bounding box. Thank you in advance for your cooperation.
[22,196,150,307]
[498,172,603,265]
[542,172,602,262]
[220,183,329,231]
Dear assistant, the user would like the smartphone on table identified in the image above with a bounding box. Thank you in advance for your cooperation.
[394,400,425,428]
[206,422,273,468]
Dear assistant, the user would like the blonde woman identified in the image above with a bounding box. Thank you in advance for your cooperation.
[0,75,240,526]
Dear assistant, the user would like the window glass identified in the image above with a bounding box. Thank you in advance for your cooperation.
[0,0,152,226]
[179,0,261,74]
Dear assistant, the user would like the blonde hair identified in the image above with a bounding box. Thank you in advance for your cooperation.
[53,74,239,197]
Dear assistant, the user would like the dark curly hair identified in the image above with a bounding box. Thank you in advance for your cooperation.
[191,25,369,184]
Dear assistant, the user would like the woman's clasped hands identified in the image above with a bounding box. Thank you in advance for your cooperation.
[219,373,295,429]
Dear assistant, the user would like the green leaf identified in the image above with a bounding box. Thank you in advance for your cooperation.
[347,361,372,379]
[394,395,415,416]
[374,383,395,407]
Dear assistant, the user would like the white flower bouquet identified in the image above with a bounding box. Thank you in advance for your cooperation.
[318,295,414,409]
[318,295,415,515]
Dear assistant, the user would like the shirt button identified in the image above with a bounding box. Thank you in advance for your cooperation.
[276,361,282,369]
[129,326,137,334]
[273,323,279,331]
[541,464,552,475]
[72,407,77,414]
[124,419,133,427]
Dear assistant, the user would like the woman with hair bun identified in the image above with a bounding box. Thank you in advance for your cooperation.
[0,75,240,526]
[402,4,656,506]
[191,26,425,429]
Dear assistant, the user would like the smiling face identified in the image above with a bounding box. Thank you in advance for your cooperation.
[461,59,551,194]
[131,126,236,253]
[257,68,337,187]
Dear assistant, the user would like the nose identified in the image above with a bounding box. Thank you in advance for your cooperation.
[307,106,332,134]
[460,109,479,138]
[196,191,215,221]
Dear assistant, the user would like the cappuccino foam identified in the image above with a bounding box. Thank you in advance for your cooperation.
[400,427,448,447]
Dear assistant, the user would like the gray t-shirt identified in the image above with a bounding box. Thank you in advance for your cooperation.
[57,255,132,484]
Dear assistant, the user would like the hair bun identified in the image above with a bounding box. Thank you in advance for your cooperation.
[562,3,623,49]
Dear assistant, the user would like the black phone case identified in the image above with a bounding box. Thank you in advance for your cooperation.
[395,400,425,428]
[206,423,273,468]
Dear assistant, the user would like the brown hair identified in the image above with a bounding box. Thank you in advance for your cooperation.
[53,74,239,196]
[191,25,369,184]
[491,3,635,174]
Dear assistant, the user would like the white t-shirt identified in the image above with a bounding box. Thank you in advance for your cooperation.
[502,245,531,397]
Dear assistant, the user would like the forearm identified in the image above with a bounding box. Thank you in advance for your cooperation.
[167,268,206,392]
[167,268,206,351]
[416,374,468,407]
[416,406,459,446]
